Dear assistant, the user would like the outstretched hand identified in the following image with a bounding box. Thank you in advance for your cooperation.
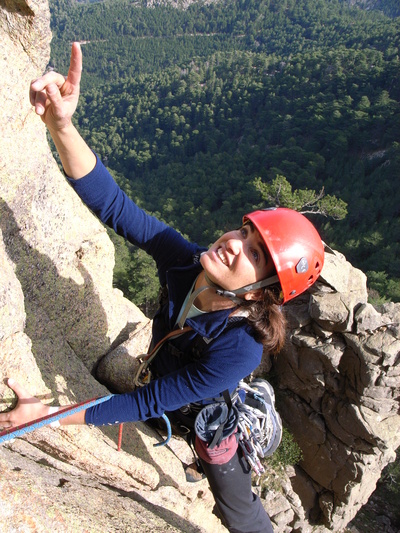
[0,379,48,430]
[29,42,82,132]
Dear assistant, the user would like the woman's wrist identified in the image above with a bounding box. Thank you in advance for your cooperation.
[47,406,61,428]
[48,123,96,179]
[47,118,74,135]
[46,404,87,427]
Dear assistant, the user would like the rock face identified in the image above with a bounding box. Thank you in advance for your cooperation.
[0,1,399,532]
[272,249,400,531]
[1,2,221,532]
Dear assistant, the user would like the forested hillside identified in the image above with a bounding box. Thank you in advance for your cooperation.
[49,0,400,309]
[349,0,400,18]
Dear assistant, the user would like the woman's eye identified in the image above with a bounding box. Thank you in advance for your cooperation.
[240,227,248,238]
[251,249,259,262]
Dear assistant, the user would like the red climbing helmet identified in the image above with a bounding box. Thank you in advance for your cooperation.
[243,208,324,303]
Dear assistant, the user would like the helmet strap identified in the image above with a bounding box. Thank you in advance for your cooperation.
[204,274,280,305]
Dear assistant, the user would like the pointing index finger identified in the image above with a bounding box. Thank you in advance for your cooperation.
[66,42,82,89]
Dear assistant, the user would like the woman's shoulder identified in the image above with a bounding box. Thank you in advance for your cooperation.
[212,320,264,362]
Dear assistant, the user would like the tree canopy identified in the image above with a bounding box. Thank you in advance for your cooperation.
[253,176,348,219]
[49,0,400,307]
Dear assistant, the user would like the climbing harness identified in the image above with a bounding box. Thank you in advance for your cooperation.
[121,274,283,457]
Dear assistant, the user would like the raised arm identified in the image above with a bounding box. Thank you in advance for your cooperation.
[30,42,96,179]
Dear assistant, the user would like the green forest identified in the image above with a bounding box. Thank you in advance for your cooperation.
[49,0,400,311]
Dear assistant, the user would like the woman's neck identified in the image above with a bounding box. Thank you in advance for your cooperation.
[194,272,237,313]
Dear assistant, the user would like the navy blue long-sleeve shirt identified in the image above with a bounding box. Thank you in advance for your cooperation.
[68,156,263,426]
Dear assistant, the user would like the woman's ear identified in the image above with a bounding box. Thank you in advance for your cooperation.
[243,289,263,302]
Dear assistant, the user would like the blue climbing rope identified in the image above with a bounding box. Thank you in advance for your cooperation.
[0,395,113,445]
[0,395,172,447]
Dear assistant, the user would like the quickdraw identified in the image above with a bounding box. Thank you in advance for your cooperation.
[235,379,282,476]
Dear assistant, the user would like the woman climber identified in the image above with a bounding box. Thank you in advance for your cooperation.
[0,43,324,533]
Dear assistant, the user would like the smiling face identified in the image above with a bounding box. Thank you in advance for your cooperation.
[200,223,275,298]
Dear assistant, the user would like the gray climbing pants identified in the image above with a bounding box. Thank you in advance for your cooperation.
[198,448,274,533]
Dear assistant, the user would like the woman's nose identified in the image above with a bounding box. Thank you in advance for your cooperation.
[226,238,243,256]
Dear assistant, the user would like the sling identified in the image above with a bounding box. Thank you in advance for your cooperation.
[134,325,193,387]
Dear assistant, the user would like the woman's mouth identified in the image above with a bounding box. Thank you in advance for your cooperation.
[217,247,228,266]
